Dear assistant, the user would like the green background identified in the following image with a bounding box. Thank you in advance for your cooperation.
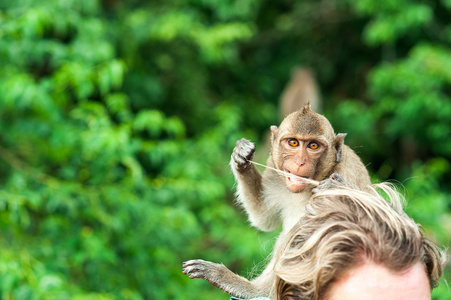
[0,0,449,299]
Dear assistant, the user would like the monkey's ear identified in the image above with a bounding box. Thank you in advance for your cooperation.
[270,126,278,147]
[334,133,347,163]
[270,126,278,135]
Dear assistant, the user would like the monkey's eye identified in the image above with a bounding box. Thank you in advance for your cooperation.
[308,142,319,150]
[288,139,299,147]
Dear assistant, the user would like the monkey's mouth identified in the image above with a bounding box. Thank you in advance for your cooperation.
[286,171,310,187]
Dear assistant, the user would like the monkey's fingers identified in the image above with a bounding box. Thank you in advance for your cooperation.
[182,259,216,276]
[182,260,226,290]
[330,172,347,184]
[182,265,204,279]
[232,152,248,166]
[183,263,204,278]
[183,267,209,280]
[312,173,353,194]
[329,172,354,188]
[232,139,256,170]
[234,139,255,159]
[183,259,205,269]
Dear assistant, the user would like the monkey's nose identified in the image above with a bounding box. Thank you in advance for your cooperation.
[295,158,306,167]
[292,164,305,175]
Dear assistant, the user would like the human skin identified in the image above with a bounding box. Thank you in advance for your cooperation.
[325,261,430,300]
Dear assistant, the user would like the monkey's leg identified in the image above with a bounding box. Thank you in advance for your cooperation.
[182,259,263,299]
[231,139,280,231]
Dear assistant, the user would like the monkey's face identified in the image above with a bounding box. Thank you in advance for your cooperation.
[278,136,327,193]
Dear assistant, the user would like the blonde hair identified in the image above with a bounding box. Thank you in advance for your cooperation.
[274,183,446,300]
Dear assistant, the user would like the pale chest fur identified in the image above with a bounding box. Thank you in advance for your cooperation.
[262,170,311,233]
[280,192,310,232]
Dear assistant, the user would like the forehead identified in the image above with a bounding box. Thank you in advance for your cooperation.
[279,110,330,137]
[326,261,430,300]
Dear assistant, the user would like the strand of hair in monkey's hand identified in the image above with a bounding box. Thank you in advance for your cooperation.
[249,161,320,187]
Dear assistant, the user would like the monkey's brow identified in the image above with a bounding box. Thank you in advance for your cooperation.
[281,135,327,142]
[249,160,320,187]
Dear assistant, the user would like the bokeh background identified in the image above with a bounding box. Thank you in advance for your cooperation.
[0,0,450,299]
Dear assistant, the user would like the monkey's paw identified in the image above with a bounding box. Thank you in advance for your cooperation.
[182,259,227,289]
[312,172,353,194]
[231,138,256,172]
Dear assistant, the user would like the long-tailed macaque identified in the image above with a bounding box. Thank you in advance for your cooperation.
[279,68,321,117]
[182,104,371,299]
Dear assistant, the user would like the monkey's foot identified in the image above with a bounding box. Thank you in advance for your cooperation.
[182,259,258,298]
[183,259,232,291]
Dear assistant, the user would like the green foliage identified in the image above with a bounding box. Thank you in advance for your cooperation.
[0,0,450,299]
[352,0,432,45]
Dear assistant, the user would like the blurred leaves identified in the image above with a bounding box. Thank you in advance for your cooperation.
[351,0,432,45]
[0,0,450,299]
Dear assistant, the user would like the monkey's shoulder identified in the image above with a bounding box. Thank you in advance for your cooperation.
[335,145,371,188]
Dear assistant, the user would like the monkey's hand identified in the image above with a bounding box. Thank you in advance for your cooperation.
[231,138,256,173]
[312,172,354,194]
[183,259,254,297]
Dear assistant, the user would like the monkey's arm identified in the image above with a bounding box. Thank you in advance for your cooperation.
[182,259,266,299]
[231,139,281,232]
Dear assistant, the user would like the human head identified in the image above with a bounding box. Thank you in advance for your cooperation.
[274,184,446,300]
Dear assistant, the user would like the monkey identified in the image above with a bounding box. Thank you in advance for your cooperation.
[232,104,371,233]
[279,68,321,118]
[182,104,371,299]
